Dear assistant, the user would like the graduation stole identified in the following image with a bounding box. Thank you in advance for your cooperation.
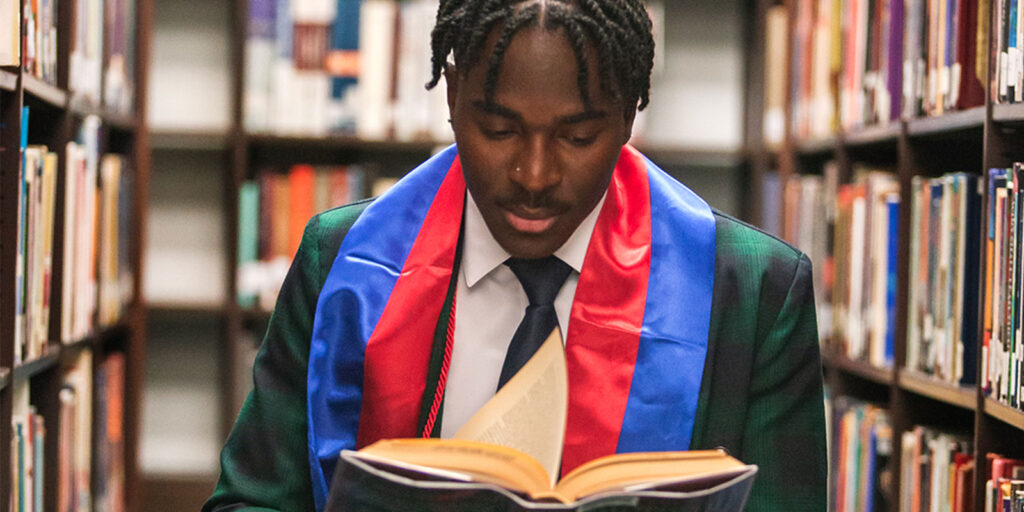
[306,144,717,510]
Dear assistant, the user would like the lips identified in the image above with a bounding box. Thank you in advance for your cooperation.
[503,208,558,234]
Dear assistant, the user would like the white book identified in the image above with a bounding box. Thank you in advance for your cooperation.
[62,143,82,344]
[0,0,18,65]
[356,0,397,140]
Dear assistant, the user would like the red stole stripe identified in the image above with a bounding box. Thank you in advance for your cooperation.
[562,147,650,476]
[355,159,466,447]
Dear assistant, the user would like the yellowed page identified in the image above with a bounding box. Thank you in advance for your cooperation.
[357,439,551,495]
[453,327,568,486]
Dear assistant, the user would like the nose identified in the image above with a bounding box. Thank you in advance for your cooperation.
[510,137,561,194]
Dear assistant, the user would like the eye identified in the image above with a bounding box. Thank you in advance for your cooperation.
[483,129,515,140]
[565,134,597,146]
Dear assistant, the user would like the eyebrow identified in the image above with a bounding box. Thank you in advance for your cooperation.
[472,100,608,124]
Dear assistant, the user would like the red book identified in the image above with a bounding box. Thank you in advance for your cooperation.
[288,165,316,257]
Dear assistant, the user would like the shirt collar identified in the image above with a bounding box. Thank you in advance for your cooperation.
[462,190,606,288]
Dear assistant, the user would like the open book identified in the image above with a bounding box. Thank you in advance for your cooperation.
[348,438,753,503]
[326,329,757,510]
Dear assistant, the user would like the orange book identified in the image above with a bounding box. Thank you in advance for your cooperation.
[288,165,316,257]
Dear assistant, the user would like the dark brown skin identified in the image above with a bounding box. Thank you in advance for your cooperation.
[446,24,636,259]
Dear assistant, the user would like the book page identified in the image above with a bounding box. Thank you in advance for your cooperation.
[453,327,568,486]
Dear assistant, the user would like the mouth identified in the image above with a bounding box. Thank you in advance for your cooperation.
[503,207,558,234]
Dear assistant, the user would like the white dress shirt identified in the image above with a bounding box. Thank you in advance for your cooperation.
[440,191,605,437]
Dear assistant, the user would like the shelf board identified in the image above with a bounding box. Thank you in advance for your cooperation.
[0,68,17,91]
[245,133,444,153]
[906,107,985,137]
[984,398,1024,430]
[239,307,273,322]
[69,95,137,130]
[843,123,901,147]
[22,74,67,108]
[0,368,10,391]
[637,145,746,168]
[898,369,977,410]
[794,136,837,156]
[12,346,62,382]
[151,129,230,150]
[148,301,227,316]
[992,102,1024,124]
[822,353,894,385]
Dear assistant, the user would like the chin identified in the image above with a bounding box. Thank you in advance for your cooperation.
[500,234,562,260]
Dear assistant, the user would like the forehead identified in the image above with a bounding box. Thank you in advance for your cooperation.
[461,24,617,115]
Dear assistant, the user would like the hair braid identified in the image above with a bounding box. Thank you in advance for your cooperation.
[426,0,656,112]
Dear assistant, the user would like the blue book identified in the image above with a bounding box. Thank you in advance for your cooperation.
[958,173,982,386]
[885,196,898,367]
[328,0,360,133]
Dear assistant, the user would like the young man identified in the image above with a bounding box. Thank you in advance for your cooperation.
[204,1,827,511]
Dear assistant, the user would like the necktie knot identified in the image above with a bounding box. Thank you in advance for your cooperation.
[505,256,573,306]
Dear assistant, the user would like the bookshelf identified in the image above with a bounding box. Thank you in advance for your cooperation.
[0,0,152,510]
[757,0,1024,509]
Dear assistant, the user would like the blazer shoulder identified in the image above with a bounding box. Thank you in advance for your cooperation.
[302,198,375,286]
[712,209,808,271]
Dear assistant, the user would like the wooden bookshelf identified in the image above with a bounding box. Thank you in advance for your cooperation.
[843,124,902,147]
[0,0,152,509]
[151,129,231,150]
[21,73,68,108]
[822,353,895,385]
[0,69,16,91]
[897,370,977,411]
[765,0,1024,510]
[905,106,986,137]
[985,398,1024,431]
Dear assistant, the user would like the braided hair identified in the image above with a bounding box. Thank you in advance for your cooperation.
[426,0,655,112]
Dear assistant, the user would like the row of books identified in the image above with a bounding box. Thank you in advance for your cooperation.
[781,166,988,386]
[996,0,1024,104]
[899,425,975,512]
[12,350,126,512]
[778,0,986,143]
[22,0,59,84]
[237,165,368,310]
[907,173,981,385]
[11,384,45,512]
[984,166,1024,408]
[16,112,134,365]
[244,0,451,140]
[0,0,135,114]
[829,397,894,512]
[783,165,901,368]
[986,455,1024,512]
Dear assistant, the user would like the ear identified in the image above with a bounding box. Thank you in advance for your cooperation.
[621,106,638,145]
[444,63,459,117]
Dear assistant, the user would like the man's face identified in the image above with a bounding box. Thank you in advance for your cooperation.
[447,25,635,260]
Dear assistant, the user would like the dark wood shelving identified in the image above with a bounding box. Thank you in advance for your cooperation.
[992,102,1024,123]
[12,346,62,382]
[638,145,747,168]
[21,74,67,108]
[244,133,444,153]
[898,369,977,411]
[794,136,836,156]
[151,129,231,150]
[148,301,227,316]
[984,398,1024,431]
[906,107,986,137]
[844,123,901,147]
[68,95,137,130]
[822,353,894,385]
[0,69,16,91]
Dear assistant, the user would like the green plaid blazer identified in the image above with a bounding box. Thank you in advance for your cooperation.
[203,201,827,512]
